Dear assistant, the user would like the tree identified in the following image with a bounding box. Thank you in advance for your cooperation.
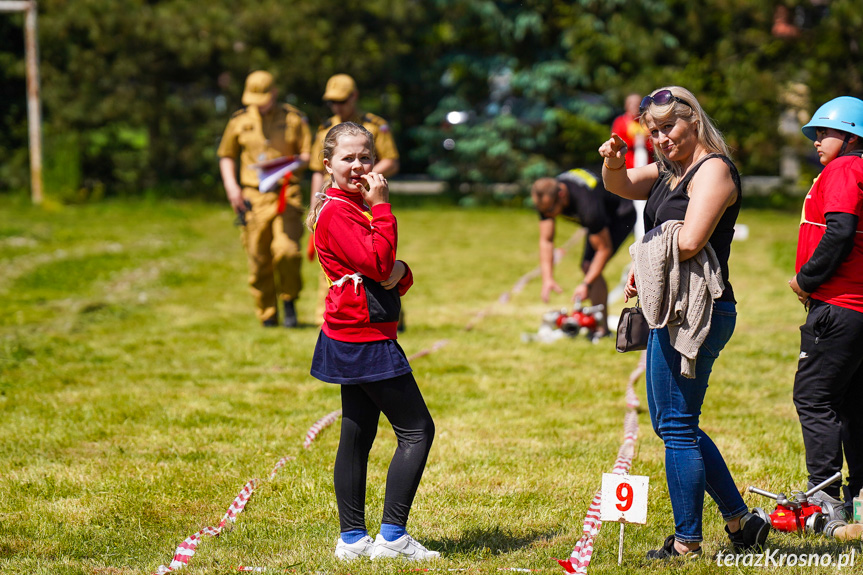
[1,0,862,198]
[0,11,30,191]
[409,0,787,188]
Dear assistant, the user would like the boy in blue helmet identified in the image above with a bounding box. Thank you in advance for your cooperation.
[789,96,863,515]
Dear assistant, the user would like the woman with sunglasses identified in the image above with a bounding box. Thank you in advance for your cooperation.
[598,87,769,559]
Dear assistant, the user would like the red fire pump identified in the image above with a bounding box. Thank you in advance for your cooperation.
[551,302,605,338]
[748,472,845,534]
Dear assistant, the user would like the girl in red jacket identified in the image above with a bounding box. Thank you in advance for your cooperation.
[306,122,438,562]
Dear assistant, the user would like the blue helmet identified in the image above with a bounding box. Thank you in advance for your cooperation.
[802,96,863,141]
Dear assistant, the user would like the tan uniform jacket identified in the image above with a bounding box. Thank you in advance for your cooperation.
[218,103,312,188]
[309,112,398,172]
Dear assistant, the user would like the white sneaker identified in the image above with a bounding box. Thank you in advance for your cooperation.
[370,533,440,560]
[334,535,374,560]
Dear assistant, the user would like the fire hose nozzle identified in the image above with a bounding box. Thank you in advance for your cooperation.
[580,303,605,315]
[748,485,781,500]
[804,472,843,499]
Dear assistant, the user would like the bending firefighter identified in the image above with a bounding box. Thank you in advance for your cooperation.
[531,168,636,340]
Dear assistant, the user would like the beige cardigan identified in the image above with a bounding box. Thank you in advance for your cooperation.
[630,220,725,378]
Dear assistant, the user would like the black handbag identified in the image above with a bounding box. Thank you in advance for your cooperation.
[616,301,649,353]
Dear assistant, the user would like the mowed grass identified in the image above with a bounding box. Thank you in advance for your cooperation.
[0,195,856,574]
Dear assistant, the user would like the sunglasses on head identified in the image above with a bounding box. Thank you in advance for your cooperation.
[640,90,693,114]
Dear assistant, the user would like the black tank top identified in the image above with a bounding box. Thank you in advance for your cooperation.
[643,154,742,302]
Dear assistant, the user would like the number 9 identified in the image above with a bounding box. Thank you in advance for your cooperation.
[616,482,633,512]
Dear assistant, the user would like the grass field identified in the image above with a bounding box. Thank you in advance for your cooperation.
[1,195,858,574]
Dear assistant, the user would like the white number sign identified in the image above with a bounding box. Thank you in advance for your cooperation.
[599,473,649,525]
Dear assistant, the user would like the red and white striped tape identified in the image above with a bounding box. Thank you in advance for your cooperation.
[155,480,258,574]
[472,234,581,327]
[426,231,584,342]
[498,241,574,305]
[496,267,540,306]
[398,569,536,573]
[303,409,342,449]
[407,338,451,361]
[268,455,294,480]
[624,351,645,411]
[556,359,642,574]
[154,457,295,574]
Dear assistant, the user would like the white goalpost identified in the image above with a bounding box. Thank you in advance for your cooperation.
[1,0,42,204]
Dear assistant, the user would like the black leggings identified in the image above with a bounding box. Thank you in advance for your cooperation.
[335,372,435,532]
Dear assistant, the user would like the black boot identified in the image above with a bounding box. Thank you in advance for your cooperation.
[283,299,298,328]
[726,512,770,553]
[262,314,279,327]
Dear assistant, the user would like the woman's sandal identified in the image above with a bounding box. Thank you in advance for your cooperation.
[645,534,703,560]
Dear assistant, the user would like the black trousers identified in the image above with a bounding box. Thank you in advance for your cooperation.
[793,300,863,501]
[335,372,435,532]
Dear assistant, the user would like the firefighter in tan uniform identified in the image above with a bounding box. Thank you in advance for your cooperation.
[218,70,311,327]
[309,74,399,194]
[308,74,401,324]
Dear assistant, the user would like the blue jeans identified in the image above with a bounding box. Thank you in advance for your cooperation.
[645,301,748,543]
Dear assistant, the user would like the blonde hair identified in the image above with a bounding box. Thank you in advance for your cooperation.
[639,86,730,180]
[305,122,376,231]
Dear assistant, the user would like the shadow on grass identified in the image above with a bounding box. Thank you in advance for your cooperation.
[434,525,558,555]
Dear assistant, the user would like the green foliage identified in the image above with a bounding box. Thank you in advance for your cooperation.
[42,130,83,203]
[0,14,29,191]
[0,0,862,197]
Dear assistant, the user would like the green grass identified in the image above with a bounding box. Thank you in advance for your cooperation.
[0,196,858,574]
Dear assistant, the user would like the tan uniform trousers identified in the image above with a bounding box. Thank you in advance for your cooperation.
[241,185,304,322]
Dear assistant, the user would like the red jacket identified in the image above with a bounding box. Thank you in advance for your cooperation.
[611,112,654,168]
[314,188,413,342]
[795,154,863,313]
